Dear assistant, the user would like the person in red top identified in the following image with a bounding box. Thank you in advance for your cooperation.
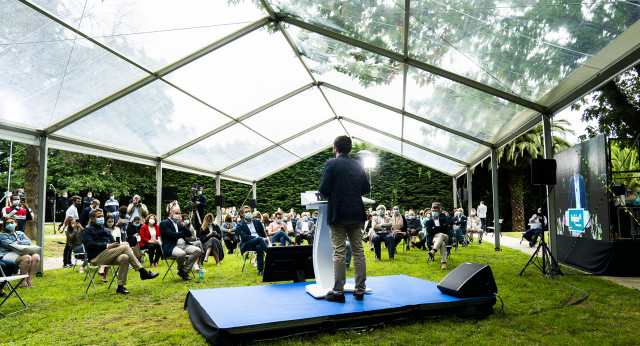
[139,214,161,267]
[2,194,34,232]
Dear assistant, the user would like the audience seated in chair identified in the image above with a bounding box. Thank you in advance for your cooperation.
[0,257,17,297]
[390,206,408,251]
[294,212,315,245]
[424,202,454,270]
[221,213,240,255]
[467,208,483,245]
[182,213,204,271]
[80,208,159,294]
[452,208,468,247]
[405,209,424,247]
[267,211,293,246]
[159,207,202,281]
[0,217,40,288]
[371,205,395,261]
[199,213,224,266]
[236,205,269,276]
[139,215,161,267]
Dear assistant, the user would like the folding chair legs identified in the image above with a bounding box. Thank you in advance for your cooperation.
[0,282,28,317]
[162,258,178,282]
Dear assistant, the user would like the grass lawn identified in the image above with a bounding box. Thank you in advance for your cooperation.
[2,241,639,345]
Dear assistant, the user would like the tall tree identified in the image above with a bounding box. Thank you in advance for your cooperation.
[498,119,573,232]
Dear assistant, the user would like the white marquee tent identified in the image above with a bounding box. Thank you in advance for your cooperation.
[2,0,640,262]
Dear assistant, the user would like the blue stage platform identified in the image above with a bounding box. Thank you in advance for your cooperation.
[184,274,496,344]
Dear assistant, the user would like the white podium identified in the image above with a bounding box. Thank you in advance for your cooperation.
[301,191,374,298]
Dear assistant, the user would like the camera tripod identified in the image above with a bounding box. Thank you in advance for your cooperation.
[519,230,562,278]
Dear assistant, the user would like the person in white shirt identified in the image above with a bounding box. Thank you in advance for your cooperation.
[295,212,316,245]
[467,208,483,245]
[523,208,547,247]
[477,201,488,233]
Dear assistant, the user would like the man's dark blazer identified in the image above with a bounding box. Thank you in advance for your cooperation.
[236,219,267,253]
[80,223,115,262]
[159,218,191,257]
[318,153,371,225]
[79,206,92,227]
[425,216,454,238]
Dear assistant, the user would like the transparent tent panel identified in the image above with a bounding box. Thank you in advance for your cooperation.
[288,26,404,109]
[323,88,402,137]
[402,142,462,176]
[342,121,402,154]
[59,80,230,155]
[403,116,483,162]
[241,88,334,143]
[269,0,405,54]
[30,0,267,71]
[0,0,147,128]
[408,0,640,101]
[405,66,526,143]
[225,146,298,181]
[164,27,313,117]
[168,122,272,172]
[280,120,346,158]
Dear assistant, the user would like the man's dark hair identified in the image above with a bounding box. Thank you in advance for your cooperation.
[71,196,81,202]
[89,208,103,218]
[333,135,352,155]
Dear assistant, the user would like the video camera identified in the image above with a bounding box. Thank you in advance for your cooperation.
[190,183,201,202]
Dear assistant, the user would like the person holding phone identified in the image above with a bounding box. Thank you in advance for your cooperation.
[2,194,34,233]
[127,195,148,221]
[81,208,159,294]
[267,211,293,246]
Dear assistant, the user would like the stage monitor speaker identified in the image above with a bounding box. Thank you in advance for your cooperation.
[531,158,557,185]
[457,188,468,201]
[263,245,314,283]
[161,186,178,201]
[437,262,497,298]
[248,199,257,209]
[214,195,226,208]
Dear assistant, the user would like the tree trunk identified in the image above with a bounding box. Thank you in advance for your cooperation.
[509,170,526,233]
[600,67,640,135]
[24,145,40,241]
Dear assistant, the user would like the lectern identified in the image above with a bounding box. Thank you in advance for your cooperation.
[301,191,374,298]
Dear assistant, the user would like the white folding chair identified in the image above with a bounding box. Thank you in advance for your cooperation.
[0,266,28,316]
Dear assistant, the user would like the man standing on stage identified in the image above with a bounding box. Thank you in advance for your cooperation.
[319,136,370,303]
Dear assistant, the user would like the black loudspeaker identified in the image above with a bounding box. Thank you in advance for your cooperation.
[161,186,178,200]
[437,262,497,298]
[214,195,226,207]
[457,188,468,201]
[531,158,557,185]
[248,199,257,209]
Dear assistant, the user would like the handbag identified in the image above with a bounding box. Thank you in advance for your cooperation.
[7,243,41,255]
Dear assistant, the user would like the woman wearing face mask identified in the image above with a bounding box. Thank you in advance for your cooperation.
[106,215,122,242]
[466,208,483,245]
[371,205,395,261]
[182,214,204,271]
[200,213,224,266]
[220,214,239,255]
[66,218,87,273]
[139,215,161,267]
[0,217,40,288]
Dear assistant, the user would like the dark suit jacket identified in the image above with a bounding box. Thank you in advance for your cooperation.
[80,223,115,262]
[159,218,191,256]
[79,206,92,227]
[425,216,454,238]
[318,153,371,225]
[569,174,588,210]
[236,219,267,253]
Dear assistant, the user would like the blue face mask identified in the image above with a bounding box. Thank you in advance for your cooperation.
[96,218,104,226]
[409,215,414,219]
[5,224,16,231]
[432,212,439,218]
[393,210,399,215]
[172,214,180,222]
[276,219,282,223]
[303,216,308,222]
[245,212,252,220]
[377,210,384,216]
[184,220,190,226]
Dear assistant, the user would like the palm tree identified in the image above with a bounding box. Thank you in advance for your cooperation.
[499,119,574,232]
[610,141,640,193]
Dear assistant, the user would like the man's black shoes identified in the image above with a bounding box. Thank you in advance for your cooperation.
[139,268,159,280]
[325,291,345,303]
[116,286,130,295]
[353,291,364,301]
[258,270,264,277]
[178,270,192,281]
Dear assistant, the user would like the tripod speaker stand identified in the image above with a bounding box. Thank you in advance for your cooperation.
[519,229,562,278]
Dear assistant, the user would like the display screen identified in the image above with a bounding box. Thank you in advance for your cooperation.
[554,135,609,241]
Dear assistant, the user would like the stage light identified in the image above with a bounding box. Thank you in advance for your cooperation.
[357,150,377,170]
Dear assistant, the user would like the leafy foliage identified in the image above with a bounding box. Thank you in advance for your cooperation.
[609,140,640,193]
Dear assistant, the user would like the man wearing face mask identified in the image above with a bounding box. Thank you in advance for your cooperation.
[81,208,159,294]
[82,191,94,211]
[467,208,482,245]
[56,191,71,224]
[294,212,316,245]
[372,205,395,261]
[236,205,269,276]
[412,203,454,268]
[2,194,34,233]
[453,208,468,247]
[523,207,547,247]
[406,210,424,246]
[58,196,82,233]
[193,186,207,233]
[79,199,100,227]
[104,193,120,221]
[159,207,202,281]
[127,195,149,222]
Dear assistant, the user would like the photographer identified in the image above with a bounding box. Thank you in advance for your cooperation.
[127,195,148,221]
[191,186,206,232]
[523,207,547,247]
[267,211,293,246]
[2,194,34,232]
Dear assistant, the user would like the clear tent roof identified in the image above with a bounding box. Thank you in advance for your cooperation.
[2,0,640,183]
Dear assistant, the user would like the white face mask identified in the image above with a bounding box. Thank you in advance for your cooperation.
[107,222,114,227]
[471,212,476,216]
[149,219,156,225]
